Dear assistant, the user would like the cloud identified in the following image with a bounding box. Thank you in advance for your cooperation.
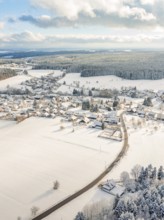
[19,10,157,29]
[19,15,75,28]
[31,0,156,21]
[1,31,45,43]
[8,18,16,23]
[45,34,164,44]
[0,31,164,48]
[140,0,155,5]
[0,22,4,29]
[27,0,164,29]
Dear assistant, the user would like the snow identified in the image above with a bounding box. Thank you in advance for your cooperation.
[28,69,63,78]
[0,70,163,220]
[57,84,75,95]
[59,73,164,91]
[106,115,164,179]
[95,116,163,185]
[44,115,164,220]
[45,187,114,220]
[0,120,16,129]
[0,117,122,220]
[109,185,125,197]
[0,69,63,91]
[0,75,30,90]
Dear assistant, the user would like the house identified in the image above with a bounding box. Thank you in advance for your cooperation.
[137,110,145,118]
[89,120,102,129]
[101,179,116,192]
[70,115,77,121]
[156,113,164,121]
[101,180,125,197]
[104,118,118,124]
[86,113,97,120]
[44,112,50,117]
[146,111,156,119]
[104,111,118,124]
[127,108,137,114]
[51,113,56,118]
[78,117,90,124]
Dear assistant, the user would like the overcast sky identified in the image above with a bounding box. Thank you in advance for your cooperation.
[0,0,164,49]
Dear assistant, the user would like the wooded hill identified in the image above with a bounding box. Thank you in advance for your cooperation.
[32,51,164,80]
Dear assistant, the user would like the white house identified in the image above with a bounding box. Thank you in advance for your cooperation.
[101,180,125,197]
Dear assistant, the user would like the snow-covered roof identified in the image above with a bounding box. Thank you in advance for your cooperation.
[102,180,116,191]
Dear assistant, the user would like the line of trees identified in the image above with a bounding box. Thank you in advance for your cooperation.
[0,68,16,80]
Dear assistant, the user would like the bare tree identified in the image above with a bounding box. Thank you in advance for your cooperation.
[31,206,39,217]
[131,165,142,181]
[137,119,142,127]
[60,125,65,130]
[53,180,60,190]
[120,171,130,185]
[154,126,158,131]
[83,200,112,220]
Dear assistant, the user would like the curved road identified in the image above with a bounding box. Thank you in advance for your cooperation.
[32,112,129,220]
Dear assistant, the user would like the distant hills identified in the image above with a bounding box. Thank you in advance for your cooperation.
[0,50,164,80]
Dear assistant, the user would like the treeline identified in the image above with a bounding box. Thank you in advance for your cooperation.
[80,67,164,80]
[0,68,17,80]
[32,63,68,70]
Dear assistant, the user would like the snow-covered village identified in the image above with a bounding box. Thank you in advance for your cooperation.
[0,55,164,220]
[0,0,164,219]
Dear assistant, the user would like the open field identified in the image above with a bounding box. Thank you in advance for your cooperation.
[0,75,30,90]
[0,117,122,220]
[58,73,164,92]
[28,69,63,78]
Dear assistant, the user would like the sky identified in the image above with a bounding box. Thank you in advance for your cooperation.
[0,0,164,49]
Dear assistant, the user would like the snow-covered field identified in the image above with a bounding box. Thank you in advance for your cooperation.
[45,115,164,220]
[0,70,63,90]
[59,73,164,91]
[0,118,121,220]
[0,75,30,90]
[28,69,63,78]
